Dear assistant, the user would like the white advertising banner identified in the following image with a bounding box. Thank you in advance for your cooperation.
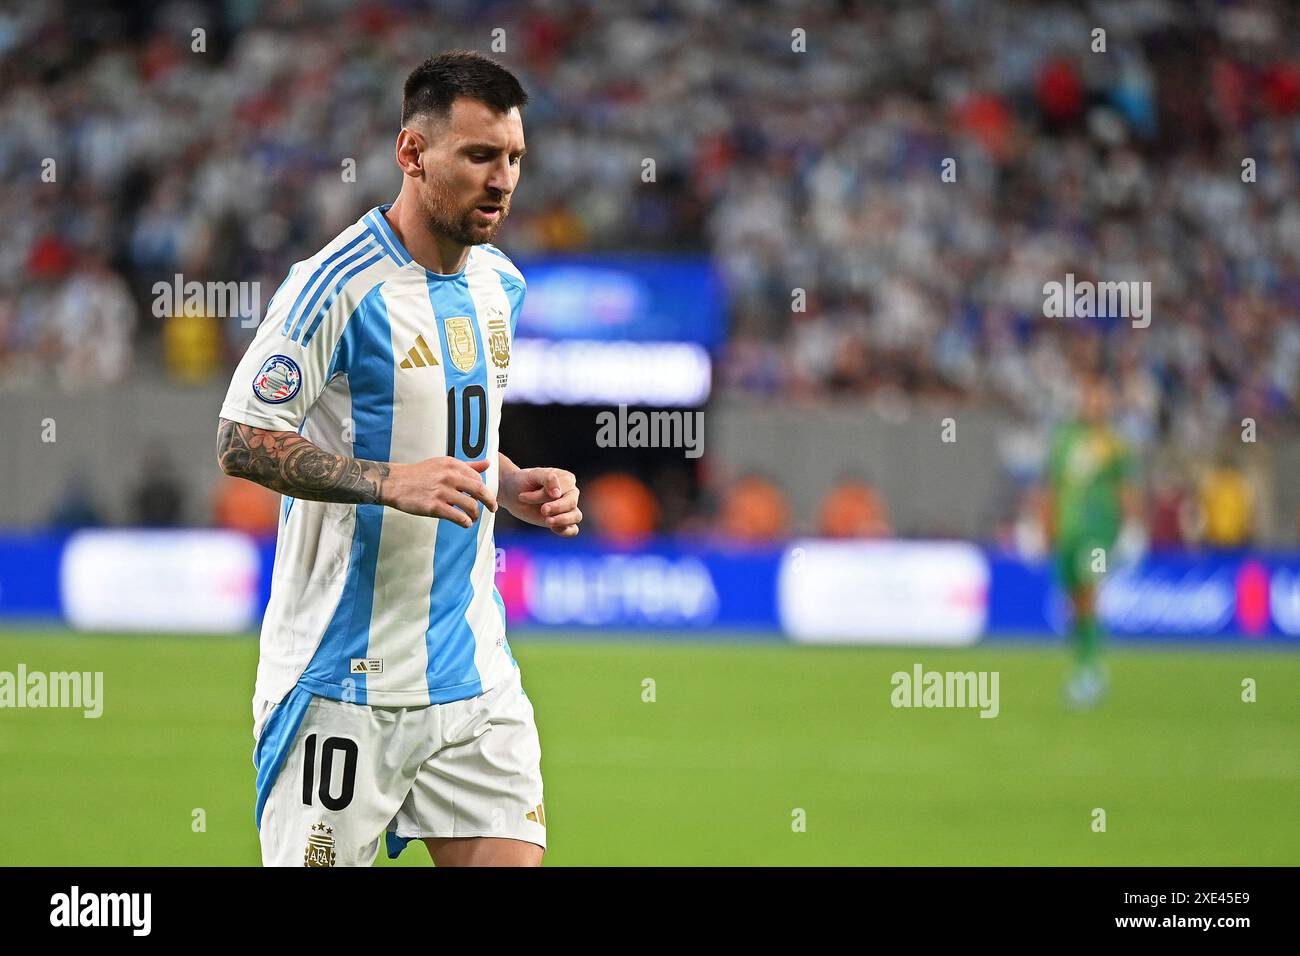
[778,539,989,645]
[61,530,260,632]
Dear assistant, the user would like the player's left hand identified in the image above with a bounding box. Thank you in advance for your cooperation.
[501,466,582,537]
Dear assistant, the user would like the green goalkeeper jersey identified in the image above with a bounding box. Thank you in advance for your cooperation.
[1048,420,1133,545]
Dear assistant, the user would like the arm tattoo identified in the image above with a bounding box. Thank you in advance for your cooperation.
[217,418,390,505]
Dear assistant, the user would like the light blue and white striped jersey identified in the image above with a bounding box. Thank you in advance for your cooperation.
[221,204,525,707]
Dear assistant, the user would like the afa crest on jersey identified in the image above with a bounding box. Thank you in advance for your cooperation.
[252,354,302,404]
[488,316,510,369]
[443,317,477,372]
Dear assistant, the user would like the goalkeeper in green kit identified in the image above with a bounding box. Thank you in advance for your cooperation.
[1045,376,1146,708]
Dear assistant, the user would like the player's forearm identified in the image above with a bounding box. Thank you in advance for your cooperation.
[499,452,519,483]
[217,418,391,506]
[498,452,521,516]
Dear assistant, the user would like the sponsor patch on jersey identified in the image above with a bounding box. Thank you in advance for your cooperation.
[252,354,302,404]
[350,658,383,674]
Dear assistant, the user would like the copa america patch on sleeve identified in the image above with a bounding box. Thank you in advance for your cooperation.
[252,355,302,404]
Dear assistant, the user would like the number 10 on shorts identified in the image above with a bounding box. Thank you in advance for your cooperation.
[302,734,358,811]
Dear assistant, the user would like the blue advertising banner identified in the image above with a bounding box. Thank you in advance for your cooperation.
[0,531,1298,645]
[512,256,727,348]
[984,549,1300,642]
[495,536,782,629]
[0,532,64,618]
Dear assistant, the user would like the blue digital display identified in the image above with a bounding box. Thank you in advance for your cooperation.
[512,255,727,348]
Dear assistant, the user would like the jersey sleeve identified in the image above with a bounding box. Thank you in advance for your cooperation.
[220,261,352,433]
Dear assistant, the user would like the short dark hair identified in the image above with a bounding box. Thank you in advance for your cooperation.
[401,50,528,127]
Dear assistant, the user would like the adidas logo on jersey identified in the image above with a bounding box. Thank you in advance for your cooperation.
[399,335,439,369]
[349,658,383,674]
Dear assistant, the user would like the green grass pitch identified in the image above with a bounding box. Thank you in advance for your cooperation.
[0,628,1296,865]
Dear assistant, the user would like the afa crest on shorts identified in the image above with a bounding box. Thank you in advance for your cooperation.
[252,354,302,404]
[304,821,336,867]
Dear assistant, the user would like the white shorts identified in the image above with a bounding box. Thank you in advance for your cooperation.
[253,665,545,867]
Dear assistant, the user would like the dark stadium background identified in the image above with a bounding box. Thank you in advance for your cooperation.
[0,0,1297,866]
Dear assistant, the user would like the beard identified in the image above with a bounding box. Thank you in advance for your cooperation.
[418,175,509,246]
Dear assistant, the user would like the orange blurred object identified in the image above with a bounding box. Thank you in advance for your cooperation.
[953,91,1014,161]
[214,476,281,535]
[817,478,893,538]
[720,476,790,541]
[584,472,659,543]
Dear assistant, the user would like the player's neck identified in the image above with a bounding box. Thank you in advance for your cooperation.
[385,196,470,275]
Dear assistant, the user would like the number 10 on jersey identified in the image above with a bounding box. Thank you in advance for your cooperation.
[446,385,488,459]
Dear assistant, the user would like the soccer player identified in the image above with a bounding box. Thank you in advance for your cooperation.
[1045,375,1145,708]
[216,51,581,867]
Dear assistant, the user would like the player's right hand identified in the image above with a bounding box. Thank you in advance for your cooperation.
[382,456,498,527]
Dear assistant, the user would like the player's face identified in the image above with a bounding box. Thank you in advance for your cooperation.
[415,98,525,247]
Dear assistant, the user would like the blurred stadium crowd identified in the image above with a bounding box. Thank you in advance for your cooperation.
[1,0,1296,547]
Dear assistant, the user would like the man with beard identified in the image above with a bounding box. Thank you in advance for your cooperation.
[217,51,581,866]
